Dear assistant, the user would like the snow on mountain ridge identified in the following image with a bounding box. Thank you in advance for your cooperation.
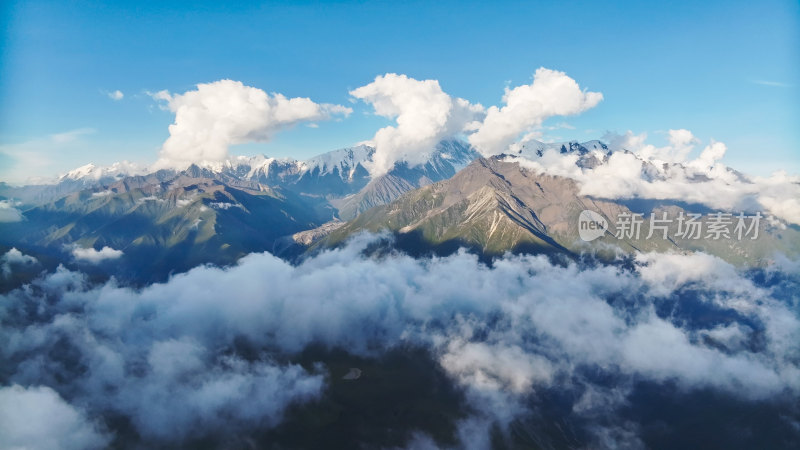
[513,139,609,158]
[299,144,375,180]
[53,139,480,186]
[58,161,146,182]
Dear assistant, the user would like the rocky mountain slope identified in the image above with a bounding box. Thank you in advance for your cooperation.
[1,175,332,283]
[0,140,479,282]
[324,157,800,264]
[5,137,792,284]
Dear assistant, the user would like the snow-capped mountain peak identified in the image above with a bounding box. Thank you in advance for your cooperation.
[512,139,610,159]
[60,163,98,181]
[299,144,375,180]
[58,161,145,182]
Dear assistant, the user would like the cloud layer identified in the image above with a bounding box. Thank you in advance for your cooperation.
[2,235,798,447]
[152,80,352,170]
[0,384,110,450]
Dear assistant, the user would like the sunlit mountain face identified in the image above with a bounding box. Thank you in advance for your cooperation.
[1,2,799,449]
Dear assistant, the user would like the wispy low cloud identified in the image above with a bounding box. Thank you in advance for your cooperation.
[0,200,24,223]
[752,80,793,88]
[1,234,798,447]
[107,89,124,100]
[71,246,124,263]
[1,248,38,277]
[0,128,97,184]
[50,128,97,144]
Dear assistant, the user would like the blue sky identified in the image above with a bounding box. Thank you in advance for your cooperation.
[1,0,798,182]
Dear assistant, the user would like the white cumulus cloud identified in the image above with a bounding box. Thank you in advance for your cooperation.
[618,129,700,163]
[152,80,352,170]
[107,90,124,101]
[1,247,38,277]
[350,73,484,176]
[72,246,124,263]
[469,68,603,155]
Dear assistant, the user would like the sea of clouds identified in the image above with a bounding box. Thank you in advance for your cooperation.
[1,234,799,448]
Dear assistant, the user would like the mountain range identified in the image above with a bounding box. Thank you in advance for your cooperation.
[0,140,477,283]
[325,155,799,263]
[2,138,796,285]
[3,136,800,450]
